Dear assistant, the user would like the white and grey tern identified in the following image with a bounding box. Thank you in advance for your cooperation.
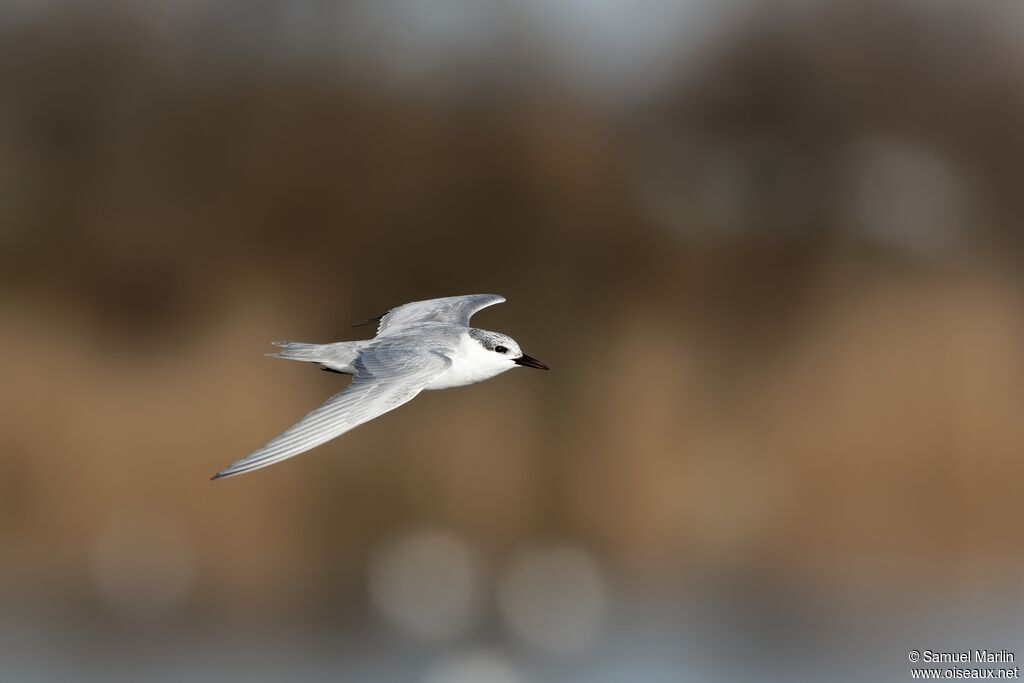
[213,294,548,480]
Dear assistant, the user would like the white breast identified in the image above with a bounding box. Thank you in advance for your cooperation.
[425,333,514,390]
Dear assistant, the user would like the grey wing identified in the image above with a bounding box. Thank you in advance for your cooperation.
[372,294,505,336]
[213,347,451,480]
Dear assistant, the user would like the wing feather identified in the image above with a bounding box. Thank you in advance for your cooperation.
[373,294,505,336]
[213,347,450,479]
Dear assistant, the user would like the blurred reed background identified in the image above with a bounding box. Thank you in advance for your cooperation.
[2,1,1024,681]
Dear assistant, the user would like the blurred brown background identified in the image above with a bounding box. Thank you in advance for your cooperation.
[2,1,1024,681]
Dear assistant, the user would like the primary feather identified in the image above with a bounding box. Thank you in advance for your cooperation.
[214,344,450,479]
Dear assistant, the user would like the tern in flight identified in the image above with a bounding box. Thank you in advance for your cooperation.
[213,294,548,479]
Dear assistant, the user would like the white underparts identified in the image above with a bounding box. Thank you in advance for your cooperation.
[425,332,517,390]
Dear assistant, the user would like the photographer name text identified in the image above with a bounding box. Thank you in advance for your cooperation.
[918,651,1015,664]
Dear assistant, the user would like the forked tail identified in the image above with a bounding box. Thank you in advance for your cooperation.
[267,340,364,374]
[267,341,323,362]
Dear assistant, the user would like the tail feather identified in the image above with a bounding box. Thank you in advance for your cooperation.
[266,340,364,374]
[267,341,324,362]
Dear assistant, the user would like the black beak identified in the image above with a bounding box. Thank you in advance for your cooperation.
[514,354,549,370]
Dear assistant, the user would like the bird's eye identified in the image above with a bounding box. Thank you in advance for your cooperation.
[494,345,508,354]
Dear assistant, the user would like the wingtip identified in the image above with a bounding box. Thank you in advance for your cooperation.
[351,313,385,328]
[211,471,228,481]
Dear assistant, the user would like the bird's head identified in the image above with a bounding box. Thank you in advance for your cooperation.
[468,329,549,372]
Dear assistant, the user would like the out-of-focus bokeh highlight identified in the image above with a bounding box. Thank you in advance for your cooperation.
[2,1,1024,681]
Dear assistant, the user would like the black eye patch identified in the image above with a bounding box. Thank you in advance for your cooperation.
[494,345,508,354]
